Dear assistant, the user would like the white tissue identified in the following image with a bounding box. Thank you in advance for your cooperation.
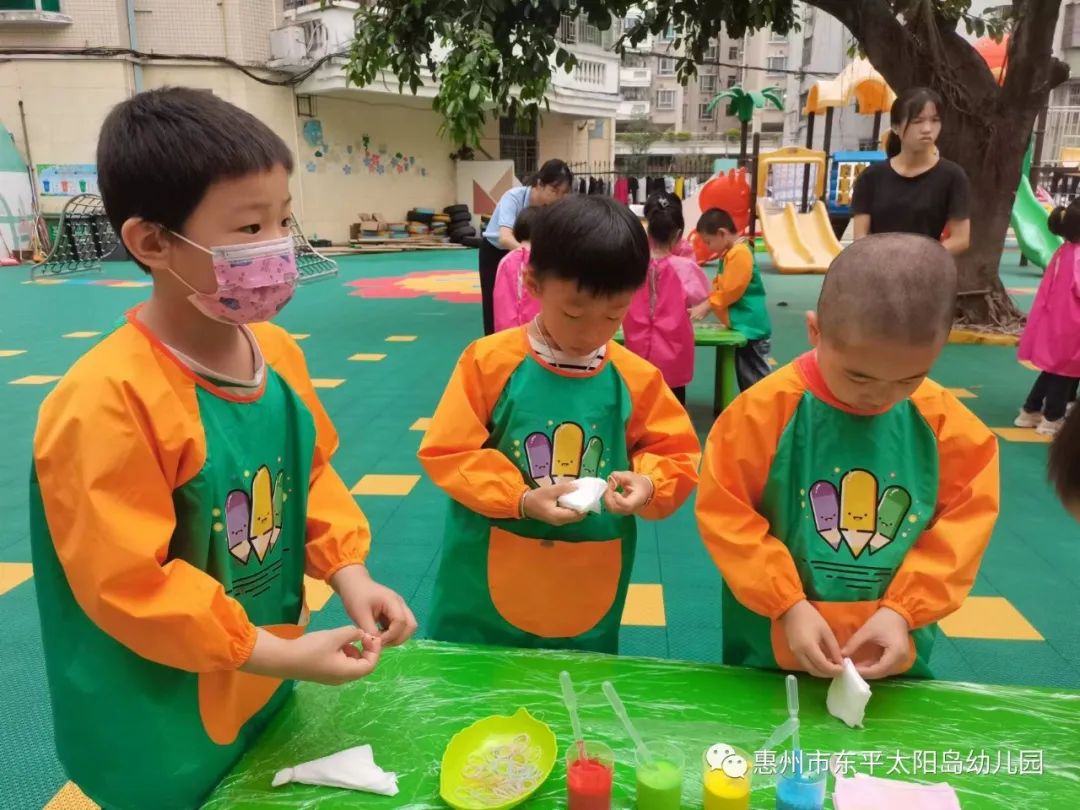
[827,657,872,728]
[557,477,608,514]
[271,744,399,796]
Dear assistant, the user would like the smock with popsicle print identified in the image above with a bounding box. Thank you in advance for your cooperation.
[696,352,999,677]
[418,327,700,653]
[29,311,369,810]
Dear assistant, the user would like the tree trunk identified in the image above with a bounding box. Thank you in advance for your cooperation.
[739,121,749,167]
[806,0,1069,332]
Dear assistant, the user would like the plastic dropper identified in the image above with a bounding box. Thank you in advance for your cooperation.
[601,680,653,766]
[559,670,587,760]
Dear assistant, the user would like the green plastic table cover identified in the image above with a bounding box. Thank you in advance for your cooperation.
[203,640,1080,809]
[613,324,748,348]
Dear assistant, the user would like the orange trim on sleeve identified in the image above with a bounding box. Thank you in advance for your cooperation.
[607,343,701,520]
[33,324,258,672]
[881,382,1000,628]
[251,323,371,580]
[418,329,533,519]
[708,242,753,325]
[695,363,808,619]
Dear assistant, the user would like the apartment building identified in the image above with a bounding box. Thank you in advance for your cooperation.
[614,14,788,165]
[0,0,619,241]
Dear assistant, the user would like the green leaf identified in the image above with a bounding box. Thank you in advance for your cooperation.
[469,82,481,101]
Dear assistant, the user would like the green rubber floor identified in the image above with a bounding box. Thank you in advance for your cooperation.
[0,245,1076,808]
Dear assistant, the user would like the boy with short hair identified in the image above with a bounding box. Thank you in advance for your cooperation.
[691,207,772,390]
[30,87,415,810]
[419,196,700,653]
[696,234,999,680]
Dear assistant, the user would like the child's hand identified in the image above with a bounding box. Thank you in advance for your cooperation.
[603,471,654,515]
[332,564,418,647]
[241,625,382,685]
[780,600,844,678]
[842,607,910,680]
[523,482,589,526]
[689,301,712,321]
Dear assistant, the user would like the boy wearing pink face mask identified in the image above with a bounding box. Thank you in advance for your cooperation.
[29,88,415,810]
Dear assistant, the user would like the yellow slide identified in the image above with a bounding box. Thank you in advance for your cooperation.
[756,200,842,274]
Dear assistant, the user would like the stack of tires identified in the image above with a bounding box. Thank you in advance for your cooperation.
[445,204,481,248]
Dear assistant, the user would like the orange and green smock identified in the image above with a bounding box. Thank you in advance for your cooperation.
[30,311,370,810]
[696,352,999,676]
[418,327,701,653]
[709,239,771,340]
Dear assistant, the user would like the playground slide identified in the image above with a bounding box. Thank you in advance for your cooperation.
[756,200,842,273]
[1012,140,1061,269]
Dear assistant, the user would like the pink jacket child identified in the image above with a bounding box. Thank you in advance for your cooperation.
[672,238,695,259]
[492,246,540,332]
[1019,241,1080,377]
[623,255,709,389]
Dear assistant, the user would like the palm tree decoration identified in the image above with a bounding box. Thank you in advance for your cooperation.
[706,84,784,165]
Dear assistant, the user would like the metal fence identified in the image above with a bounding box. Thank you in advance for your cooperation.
[1041,106,1080,164]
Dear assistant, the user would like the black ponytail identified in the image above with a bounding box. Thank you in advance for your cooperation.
[644,192,684,245]
[1048,199,1080,243]
[885,131,902,158]
[525,159,573,191]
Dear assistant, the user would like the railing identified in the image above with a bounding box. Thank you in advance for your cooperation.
[573,59,607,86]
[559,14,614,49]
[1041,106,1080,165]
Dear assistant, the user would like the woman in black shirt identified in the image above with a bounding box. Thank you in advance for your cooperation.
[851,87,971,255]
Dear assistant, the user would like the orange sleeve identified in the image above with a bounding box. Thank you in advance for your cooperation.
[881,385,1000,628]
[254,324,370,582]
[611,345,701,520]
[708,244,753,322]
[417,332,530,519]
[695,365,807,618]
[32,331,257,672]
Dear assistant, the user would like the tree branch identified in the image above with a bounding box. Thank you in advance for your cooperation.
[1002,0,1068,105]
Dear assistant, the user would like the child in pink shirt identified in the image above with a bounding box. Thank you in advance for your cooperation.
[645,191,694,259]
[492,206,540,332]
[1015,200,1080,435]
[624,194,709,404]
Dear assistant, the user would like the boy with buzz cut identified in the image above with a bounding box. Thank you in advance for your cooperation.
[696,234,999,681]
[30,87,415,810]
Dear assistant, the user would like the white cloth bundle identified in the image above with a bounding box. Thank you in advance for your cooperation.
[556,477,608,514]
[272,744,399,796]
[827,657,872,728]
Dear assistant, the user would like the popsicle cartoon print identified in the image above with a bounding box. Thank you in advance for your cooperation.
[809,471,913,557]
[222,465,287,565]
[521,423,605,488]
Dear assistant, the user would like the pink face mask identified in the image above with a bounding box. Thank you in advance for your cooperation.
[169,233,298,325]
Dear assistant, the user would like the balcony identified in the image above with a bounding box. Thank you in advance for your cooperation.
[619,66,652,88]
[617,100,651,120]
[276,1,619,118]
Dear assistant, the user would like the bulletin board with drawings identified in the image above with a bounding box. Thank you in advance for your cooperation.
[36,164,100,197]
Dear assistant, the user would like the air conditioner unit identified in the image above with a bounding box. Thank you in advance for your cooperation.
[270,25,308,66]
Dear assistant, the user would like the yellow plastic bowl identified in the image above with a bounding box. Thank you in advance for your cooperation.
[439,708,557,810]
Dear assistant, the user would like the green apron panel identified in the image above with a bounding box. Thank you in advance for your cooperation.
[727,242,771,341]
[429,355,638,654]
[30,367,316,810]
[722,392,940,677]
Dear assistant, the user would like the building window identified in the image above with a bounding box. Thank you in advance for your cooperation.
[1068,82,1080,105]
[700,75,717,95]
[703,44,718,61]
[659,25,674,41]
[766,56,788,74]
[699,102,715,121]
[658,57,676,75]
[0,0,63,9]
[623,52,647,68]
[1065,2,1080,49]
[623,86,648,101]
[656,90,676,110]
[499,115,538,177]
[727,74,738,88]
[801,34,813,66]
[728,46,739,60]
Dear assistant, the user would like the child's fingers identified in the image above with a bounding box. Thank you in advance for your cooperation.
[858,641,906,680]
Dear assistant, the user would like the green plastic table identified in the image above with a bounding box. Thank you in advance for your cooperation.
[614,323,747,416]
[204,640,1080,809]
